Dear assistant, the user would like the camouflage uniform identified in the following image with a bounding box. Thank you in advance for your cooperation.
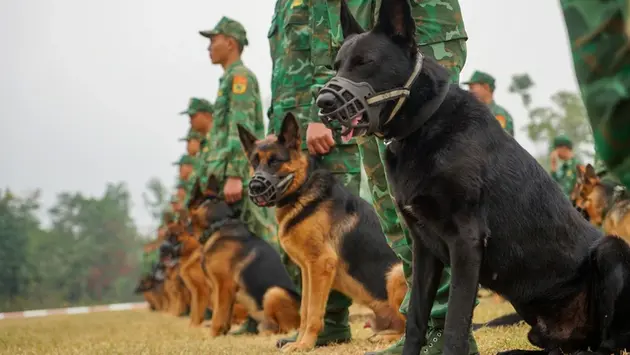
[268,0,363,345]
[551,135,582,197]
[328,1,479,353]
[199,17,277,246]
[560,0,630,190]
[172,154,197,206]
[179,97,213,163]
[463,71,515,136]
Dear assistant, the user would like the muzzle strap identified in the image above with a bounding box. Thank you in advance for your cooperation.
[380,50,425,126]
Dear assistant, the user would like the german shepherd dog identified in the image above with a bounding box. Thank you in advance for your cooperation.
[316,1,630,354]
[237,113,408,352]
[159,238,192,317]
[573,164,630,243]
[161,211,213,327]
[192,174,301,337]
[134,262,167,311]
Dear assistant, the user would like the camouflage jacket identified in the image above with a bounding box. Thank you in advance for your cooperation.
[488,100,514,136]
[268,0,467,145]
[552,156,582,197]
[205,59,265,187]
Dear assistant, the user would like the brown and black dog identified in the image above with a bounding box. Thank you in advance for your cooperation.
[191,174,301,337]
[162,213,213,327]
[134,262,167,311]
[573,164,630,243]
[237,113,407,352]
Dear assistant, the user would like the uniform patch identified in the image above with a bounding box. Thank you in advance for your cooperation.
[232,75,248,94]
[496,115,507,129]
[291,0,304,8]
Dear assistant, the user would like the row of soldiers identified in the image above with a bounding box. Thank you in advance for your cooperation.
[142,0,630,353]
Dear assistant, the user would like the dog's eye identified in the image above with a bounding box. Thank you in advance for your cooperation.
[268,156,279,167]
[351,56,373,67]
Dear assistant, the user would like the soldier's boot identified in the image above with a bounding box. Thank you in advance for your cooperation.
[230,316,259,335]
[276,290,352,348]
[203,308,213,320]
[364,328,479,355]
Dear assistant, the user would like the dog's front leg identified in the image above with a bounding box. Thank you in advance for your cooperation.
[442,224,484,355]
[402,227,444,355]
[283,250,337,353]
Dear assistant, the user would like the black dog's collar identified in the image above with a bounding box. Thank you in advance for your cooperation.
[383,80,450,151]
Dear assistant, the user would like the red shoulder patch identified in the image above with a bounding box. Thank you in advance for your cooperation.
[232,75,248,94]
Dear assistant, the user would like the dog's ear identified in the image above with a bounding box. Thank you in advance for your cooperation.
[205,174,220,196]
[340,0,364,38]
[584,164,598,184]
[278,113,301,150]
[374,0,416,53]
[237,123,258,159]
[187,178,202,208]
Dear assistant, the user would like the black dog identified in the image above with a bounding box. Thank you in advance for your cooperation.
[316,1,630,354]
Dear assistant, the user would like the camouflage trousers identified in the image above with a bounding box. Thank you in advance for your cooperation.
[358,38,478,325]
[561,0,630,189]
[280,145,362,312]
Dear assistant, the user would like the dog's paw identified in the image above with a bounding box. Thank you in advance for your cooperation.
[281,341,314,353]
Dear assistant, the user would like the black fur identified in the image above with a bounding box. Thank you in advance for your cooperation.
[201,196,300,308]
[322,0,630,354]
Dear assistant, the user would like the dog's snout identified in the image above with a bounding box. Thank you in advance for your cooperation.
[249,179,266,195]
[316,92,337,110]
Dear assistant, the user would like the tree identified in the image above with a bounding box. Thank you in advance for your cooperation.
[509,73,594,164]
[142,177,167,225]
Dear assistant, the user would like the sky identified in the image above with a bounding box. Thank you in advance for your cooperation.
[1,0,579,232]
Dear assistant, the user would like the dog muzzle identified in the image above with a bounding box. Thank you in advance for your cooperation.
[248,171,294,207]
[318,50,425,140]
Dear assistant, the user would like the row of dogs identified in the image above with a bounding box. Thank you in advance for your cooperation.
[135,116,412,345]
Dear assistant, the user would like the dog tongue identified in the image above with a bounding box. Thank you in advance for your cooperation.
[341,115,362,143]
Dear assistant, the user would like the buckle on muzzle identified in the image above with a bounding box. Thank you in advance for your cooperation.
[248,172,294,207]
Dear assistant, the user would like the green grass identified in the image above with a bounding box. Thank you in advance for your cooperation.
[0,298,535,355]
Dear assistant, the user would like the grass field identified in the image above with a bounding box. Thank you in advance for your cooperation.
[0,298,537,355]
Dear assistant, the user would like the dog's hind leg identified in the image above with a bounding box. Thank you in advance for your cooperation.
[402,234,444,355]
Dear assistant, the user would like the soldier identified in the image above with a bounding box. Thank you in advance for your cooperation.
[267,0,365,347]
[179,97,214,161]
[550,134,582,197]
[560,0,630,190]
[172,154,197,203]
[464,70,515,136]
[198,16,277,335]
[179,130,204,157]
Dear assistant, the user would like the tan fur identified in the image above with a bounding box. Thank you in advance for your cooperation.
[179,248,212,327]
[262,287,301,334]
[164,265,191,317]
[574,165,630,244]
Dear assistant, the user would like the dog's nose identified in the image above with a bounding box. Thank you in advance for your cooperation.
[249,179,267,195]
[316,92,337,110]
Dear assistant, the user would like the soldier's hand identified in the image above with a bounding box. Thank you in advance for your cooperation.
[550,150,558,172]
[224,177,243,204]
[306,123,335,155]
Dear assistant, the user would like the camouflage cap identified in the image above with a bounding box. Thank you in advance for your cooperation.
[179,97,213,116]
[463,71,496,92]
[178,130,204,142]
[553,134,573,149]
[199,16,249,47]
[172,155,196,166]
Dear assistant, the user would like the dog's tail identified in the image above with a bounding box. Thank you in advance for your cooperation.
[472,312,523,330]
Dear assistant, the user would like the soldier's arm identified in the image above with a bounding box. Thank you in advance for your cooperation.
[224,71,259,179]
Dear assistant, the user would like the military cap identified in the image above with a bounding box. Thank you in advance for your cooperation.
[178,130,204,142]
[172,155,196,166]
[199,16,249,47]
[180,98,213,116]
[553,134,573,149]
[463,71,496,92]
